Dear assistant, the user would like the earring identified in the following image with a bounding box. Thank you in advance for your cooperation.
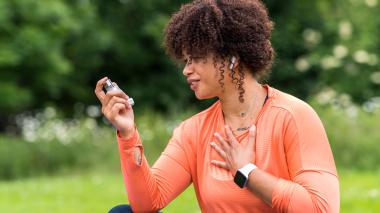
[229,56,236,70]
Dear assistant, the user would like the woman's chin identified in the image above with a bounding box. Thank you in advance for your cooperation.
[194,92,215,100]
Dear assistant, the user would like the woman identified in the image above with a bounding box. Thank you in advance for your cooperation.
[95,0,340,212]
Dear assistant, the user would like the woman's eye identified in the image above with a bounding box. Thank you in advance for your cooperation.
[193,57,205,63]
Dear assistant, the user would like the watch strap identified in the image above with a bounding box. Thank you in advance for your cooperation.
[239,163,257,179]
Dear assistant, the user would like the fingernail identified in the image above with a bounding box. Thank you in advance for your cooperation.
[210,142,215,146]
[214,132,218,137]
[250,125,256,132]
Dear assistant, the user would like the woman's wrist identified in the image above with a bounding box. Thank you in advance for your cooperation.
[119,127,135,140]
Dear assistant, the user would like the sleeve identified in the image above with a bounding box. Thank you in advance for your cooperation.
[116,121,196,212]
[271,103,340,213]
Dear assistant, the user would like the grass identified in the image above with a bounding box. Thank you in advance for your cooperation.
[339,169,380,212]
[0,169,199,213]
[0,169,379,212]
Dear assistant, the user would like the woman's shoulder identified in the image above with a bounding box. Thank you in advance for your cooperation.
[179,100,220,129]
[172,101,219,144]
[270,87,320,121]
[184,100,220,122]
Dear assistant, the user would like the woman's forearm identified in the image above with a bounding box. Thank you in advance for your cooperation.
[246,169,340,212]
[246,168,278,206]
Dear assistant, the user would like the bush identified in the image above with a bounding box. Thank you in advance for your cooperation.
[311,89,380,170]
[0,106,193,180]
[1,98,379,180]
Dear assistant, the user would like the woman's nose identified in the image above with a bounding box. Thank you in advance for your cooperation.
[182,64,193,76]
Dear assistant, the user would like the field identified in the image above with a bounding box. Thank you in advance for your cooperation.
[0,169,379,212]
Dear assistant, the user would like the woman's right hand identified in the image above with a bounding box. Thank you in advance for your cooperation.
[95,77,135,138]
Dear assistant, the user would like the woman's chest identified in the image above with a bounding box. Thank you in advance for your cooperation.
[193,121,290,208]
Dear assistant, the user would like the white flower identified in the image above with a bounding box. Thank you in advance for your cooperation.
[84,118,97,130]
[339,21,352,40]
[345,105,358,119]
[321,56,341,69]
[353,50,370,64]
[338,93,352,107]
[365,0,378,7]
[333,45,348,59]
[295,57,310,72]
[86,105,101,118]
[302,29,322,46]
[44,107,57,119]
[315,88,337,105]
[370,72,380,84]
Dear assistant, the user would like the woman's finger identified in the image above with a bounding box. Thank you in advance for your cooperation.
[95,77,109,105]
[104,90,130,108]
[107,96,128,109]
[106,89,129,100]
[210,160,229,170]
[102,96,128,120]
[225,125,239,147]
[110,103,126,117]
[214,132,230,150]
[247,125,256,149]
[102,96,127,115]
[211,142,227,159]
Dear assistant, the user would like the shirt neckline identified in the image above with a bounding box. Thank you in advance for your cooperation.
[216,84,275,139]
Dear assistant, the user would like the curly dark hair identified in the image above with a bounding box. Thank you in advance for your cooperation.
[163,0,275,102]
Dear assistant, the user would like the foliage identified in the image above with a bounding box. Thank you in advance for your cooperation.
[310,90,380,170]
[0,105,193,180]
[1,96,379,180]
[1,0,379,128]
[266,0,380,102]
[0,0,112,122]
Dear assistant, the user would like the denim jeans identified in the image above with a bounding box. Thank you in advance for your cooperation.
[108,204,162,213]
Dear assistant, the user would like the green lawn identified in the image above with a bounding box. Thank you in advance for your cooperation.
[0,169,379,212]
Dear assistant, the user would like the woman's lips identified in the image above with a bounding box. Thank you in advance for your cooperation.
[190,81,199,90]
[187,79,200,90]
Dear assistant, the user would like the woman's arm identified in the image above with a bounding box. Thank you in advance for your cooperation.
[95,77,195,212]
[117,122,195,212]
[243,167,339,212]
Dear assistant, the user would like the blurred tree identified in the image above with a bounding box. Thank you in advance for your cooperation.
[267,0,380,102]
[0,0,112,130]
[92,0,193,112]
[0,0,379,131]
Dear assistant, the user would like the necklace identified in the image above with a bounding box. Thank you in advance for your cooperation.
[235,93,269,131]
[237,126,250,131]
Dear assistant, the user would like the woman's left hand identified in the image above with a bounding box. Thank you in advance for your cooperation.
[211,125,256,176]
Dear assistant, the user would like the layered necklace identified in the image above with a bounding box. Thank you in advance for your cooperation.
[235,93,269,132]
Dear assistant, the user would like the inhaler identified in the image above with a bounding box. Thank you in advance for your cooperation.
[103,79,135,106]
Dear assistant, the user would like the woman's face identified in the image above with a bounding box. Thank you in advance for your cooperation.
[182,54,226,100]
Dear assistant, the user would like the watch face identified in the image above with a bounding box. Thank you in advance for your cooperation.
[234,170,247,188]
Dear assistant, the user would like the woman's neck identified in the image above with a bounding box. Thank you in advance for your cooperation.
[219,77,267,127]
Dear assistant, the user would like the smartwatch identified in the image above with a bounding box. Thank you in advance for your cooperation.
[234,163,257,188]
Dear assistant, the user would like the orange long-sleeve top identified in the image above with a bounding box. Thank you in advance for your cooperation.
[116,85,340,213]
